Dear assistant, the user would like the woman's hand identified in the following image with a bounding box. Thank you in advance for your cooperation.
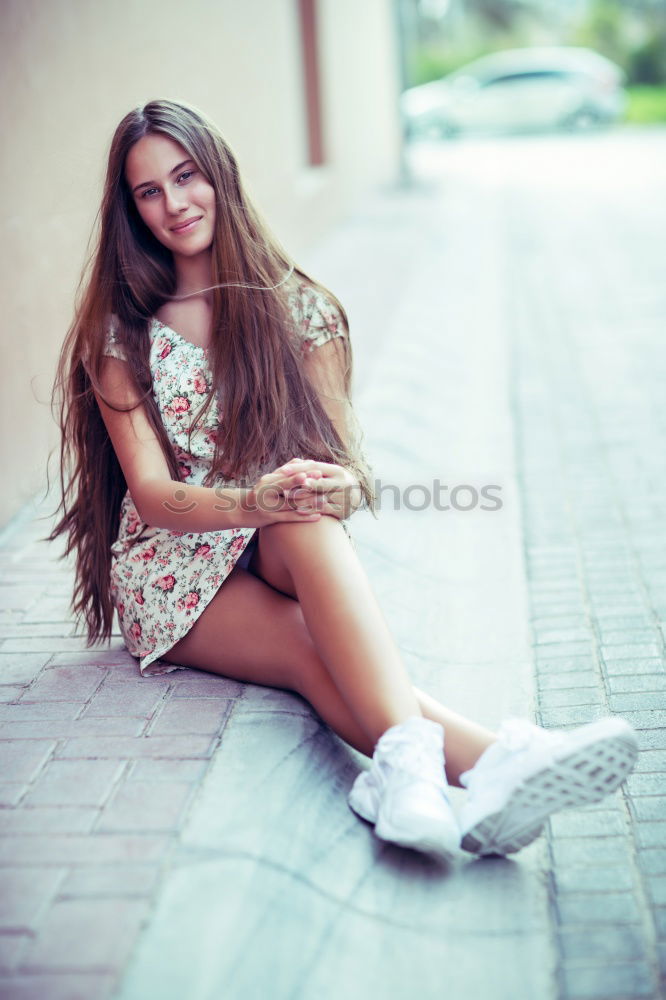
[278,458,362,520]
[241,464,323,527]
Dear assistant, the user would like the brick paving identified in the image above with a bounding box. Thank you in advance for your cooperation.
[500,129,666,998]
[0,127,664,999]
[0,517,239,999]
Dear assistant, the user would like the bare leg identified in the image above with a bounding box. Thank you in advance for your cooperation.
[247,517,421,744]
[412,687,497,785]
[162,519,497,785]
[248,519,497,771]
[162,565,377,757]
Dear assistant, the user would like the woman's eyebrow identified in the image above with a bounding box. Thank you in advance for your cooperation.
[131,159,195,194]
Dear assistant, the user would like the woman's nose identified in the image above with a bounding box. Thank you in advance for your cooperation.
[164,184,188,213]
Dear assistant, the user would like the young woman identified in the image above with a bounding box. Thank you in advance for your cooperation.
[50,99,637,862]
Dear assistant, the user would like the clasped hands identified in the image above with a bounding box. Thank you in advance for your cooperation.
[248,457,362,522]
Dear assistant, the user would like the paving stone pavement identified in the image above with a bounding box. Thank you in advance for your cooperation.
[498,130,666,999]
[0,126,664,1000]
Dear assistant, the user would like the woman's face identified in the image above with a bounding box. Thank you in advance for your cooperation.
[124,133,216,258]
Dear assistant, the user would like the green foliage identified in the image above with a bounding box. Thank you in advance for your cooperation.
[408,46,489,86]
[407,0,666,88]
[406,0,534,86]
[571,0,666,85]
[625,86,666,123]
[462,0,526,33]
[627,34,666,86]
[572,0,626,66]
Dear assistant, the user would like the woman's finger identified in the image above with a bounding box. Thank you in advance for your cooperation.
[302,476,346,492]
[290,495,326,513]
[260,470,308,491]
[273,509,321,522]
[277,458,306,472]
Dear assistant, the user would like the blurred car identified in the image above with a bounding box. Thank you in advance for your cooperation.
[400,47,626,138]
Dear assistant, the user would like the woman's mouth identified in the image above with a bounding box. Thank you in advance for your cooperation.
[171,217,202,234]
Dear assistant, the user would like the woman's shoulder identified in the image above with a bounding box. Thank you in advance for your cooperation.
[102,313,127,361]
[286,279,348,354]
[101,314,160,363]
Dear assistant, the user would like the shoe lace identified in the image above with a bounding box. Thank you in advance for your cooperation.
[379,736,445,786]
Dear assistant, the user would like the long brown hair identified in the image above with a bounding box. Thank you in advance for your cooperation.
[48,98,375,645]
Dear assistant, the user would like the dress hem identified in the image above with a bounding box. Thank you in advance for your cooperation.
[118,529,258,677]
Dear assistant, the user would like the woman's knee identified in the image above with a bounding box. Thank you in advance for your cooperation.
[263,514,342,538]
[260,515,343,557]
[252,516,344,594]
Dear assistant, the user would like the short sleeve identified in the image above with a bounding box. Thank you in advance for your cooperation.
[102,313,128,362]
[292,284,347,355]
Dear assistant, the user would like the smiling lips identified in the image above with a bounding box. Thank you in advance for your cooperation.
[170,216,202,233]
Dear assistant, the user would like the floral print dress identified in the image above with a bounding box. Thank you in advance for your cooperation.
[102,280,348,675]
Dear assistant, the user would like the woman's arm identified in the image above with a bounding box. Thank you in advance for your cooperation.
[302,338,353,441]
[299,337,366,519]
[94,357,322,532]
[123,473,322,533]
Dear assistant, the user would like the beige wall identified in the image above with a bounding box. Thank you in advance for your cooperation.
[0,0,400,528]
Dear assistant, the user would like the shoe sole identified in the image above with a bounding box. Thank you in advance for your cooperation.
[348,784,378,825]
[375,811,460,862]
[350,777,459,861]
[460,718,638,857]
[350,788,460,861]
[375,825,460,862]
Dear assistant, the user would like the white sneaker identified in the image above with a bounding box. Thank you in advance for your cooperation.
[348,716,461,861]
[459,716,638,857]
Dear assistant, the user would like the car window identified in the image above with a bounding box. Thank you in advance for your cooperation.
[482,70,573,87]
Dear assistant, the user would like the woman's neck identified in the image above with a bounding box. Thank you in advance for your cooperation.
[173,250,214,303]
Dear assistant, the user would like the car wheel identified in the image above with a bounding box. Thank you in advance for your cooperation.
[562,107,603,131]
[435,119,460,140]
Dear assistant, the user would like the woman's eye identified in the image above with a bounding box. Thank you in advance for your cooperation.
[140,170,196,198]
